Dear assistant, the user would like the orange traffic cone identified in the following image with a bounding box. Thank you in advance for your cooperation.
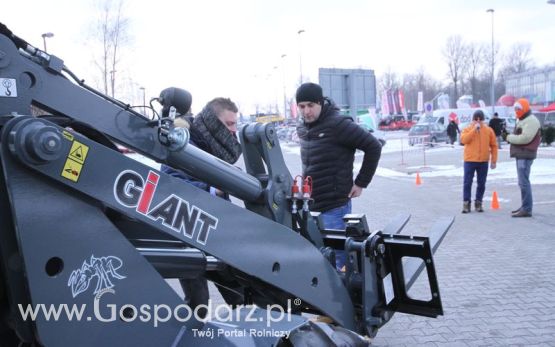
[491,191,500,210]
[415,172,422,186]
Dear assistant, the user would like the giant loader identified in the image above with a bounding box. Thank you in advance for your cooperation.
[0,23,453,346]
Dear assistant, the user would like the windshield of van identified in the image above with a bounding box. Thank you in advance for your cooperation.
[418,116,438,124]
[410,125,430,133]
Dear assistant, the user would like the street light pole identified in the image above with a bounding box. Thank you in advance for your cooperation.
[281,54,288,119]
[297,29,305,84]
[487,8,495,113]
[41,32,54,52]
[273,66,279,113]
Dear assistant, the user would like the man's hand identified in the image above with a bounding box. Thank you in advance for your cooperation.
[490,162,496,170]
[348,184,363,198]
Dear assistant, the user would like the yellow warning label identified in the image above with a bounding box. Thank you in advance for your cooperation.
[61,158,82,182]
[68,141,89,164]
[62,131,74,141]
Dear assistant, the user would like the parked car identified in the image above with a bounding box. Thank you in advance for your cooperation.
[357,113,387,147]
[543,111,555,127]
[502,117,516,134]
[379,115,415,131]
[408,123,449,146]
[276,127,298,143]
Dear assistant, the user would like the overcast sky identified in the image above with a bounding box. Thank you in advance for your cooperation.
[3,0,555,114]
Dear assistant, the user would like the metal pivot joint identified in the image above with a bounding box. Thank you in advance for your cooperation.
[8,117,63,165]
[157,106,190,152]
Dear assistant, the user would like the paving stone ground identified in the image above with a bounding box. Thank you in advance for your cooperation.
[173,139,555,346]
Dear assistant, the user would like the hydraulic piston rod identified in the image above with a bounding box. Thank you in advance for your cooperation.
[167,145,264,203]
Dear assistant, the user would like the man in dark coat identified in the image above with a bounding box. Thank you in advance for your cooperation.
[446,119,460,146]
[161,97,242,314]
[296,83,382,269]
[489,112,505,149]
[162,97,241,198]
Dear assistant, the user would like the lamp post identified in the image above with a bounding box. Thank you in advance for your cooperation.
[297,29,305,84]
[273,66,279,114]
[280,54,288,119]
[486,8,495,113]
[139,87,146,116]
[41,32,54,52]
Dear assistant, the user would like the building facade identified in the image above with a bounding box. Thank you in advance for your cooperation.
[505,66,555,106]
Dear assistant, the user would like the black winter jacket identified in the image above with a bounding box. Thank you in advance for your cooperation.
[488,117,505,136]
[297,100,382,212]
[446,121,460,138]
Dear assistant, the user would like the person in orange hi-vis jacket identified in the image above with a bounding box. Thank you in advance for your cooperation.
[460,109,498,213]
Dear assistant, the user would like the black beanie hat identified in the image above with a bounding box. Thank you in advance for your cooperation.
[473,110,485,121]
[296,83,324,105]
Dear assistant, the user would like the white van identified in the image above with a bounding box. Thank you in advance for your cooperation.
[418,108,491,129]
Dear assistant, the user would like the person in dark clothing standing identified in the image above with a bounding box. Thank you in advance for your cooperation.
[296,83,382,270]
[162,97,241,198]
[161,97,242,314]
[489,112,505,149]
[446,119,460,146]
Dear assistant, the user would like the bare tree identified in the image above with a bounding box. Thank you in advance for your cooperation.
[443,35,467,105]
[401,67,443,112]
[465,42,487,102]
[91,0,131,98]
[378,67,400,90]
[502,42,535,75]
[494,42,534,98]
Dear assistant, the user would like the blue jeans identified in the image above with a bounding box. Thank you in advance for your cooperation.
[463,162,489,202]
[320,201,351,270]
[516,159,534,213]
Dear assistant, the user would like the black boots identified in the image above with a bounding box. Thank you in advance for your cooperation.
[512,210,532,218]
[462,201,470,213]
[463,201,483,213]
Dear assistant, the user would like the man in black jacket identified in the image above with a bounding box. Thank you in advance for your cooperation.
[161,97,243,314]
[296,83,382,269]
[446,119,460,146]
[489,112,505,149]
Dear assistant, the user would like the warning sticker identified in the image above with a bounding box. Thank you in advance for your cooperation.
[68,141,89,164]
[61,140,89,182]
[61,158,82,182]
